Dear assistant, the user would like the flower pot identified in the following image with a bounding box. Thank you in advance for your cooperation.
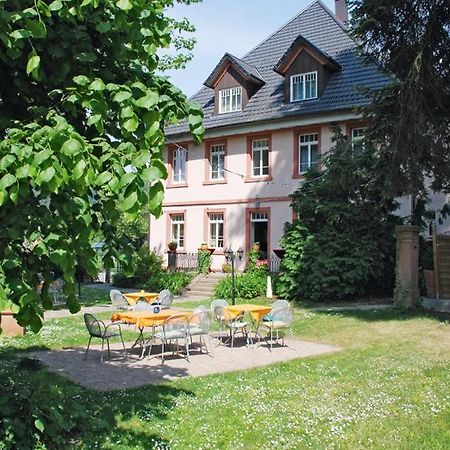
[200,242,209,251]
[423,269,436,298]
[168,242,178,252]
[252,242,260,252]
[0,311,25,337]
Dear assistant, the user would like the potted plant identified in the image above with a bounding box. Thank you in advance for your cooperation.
[0,299,25,337]
[222,262,232,273]
[252,242,260,252]
[168,241,178,252]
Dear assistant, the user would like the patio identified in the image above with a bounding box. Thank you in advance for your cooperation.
[27,338,339,391]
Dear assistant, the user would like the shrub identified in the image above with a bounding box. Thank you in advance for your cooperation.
[112,246,163,288]
[145,271,195,295]
[278,128,400,303]
[197,250,212,274]
[0,364,89,449]
[215,271,267,300]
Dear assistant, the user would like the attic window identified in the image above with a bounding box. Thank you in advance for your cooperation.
[219,86,242,113]
[290,71,317,102]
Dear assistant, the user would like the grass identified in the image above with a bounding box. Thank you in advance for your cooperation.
[1,299,449,449]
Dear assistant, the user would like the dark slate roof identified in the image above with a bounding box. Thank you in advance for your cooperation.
[204,53,265,88]
[274,34,340,74]
[166,0,390,137]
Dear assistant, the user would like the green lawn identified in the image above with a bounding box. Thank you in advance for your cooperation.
[1,302,449,449]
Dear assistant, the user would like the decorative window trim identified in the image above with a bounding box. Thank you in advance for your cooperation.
[167,211,186,251]
[293,127,321,179]
[290,71,318,102]
[218,86,242,114]
[204,139,227,184]
[167,143,189,188]
[204,209,226,252]
[246,134,273,182]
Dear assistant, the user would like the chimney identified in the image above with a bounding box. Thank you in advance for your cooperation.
[335,0,349,23]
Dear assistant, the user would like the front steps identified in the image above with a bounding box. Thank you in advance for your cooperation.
[183,272,228,299]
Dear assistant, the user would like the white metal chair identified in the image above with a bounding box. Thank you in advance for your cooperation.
[187,306,213,356]
[134,300,153,311]
[213,306,251,348]
[49,279,65,307]
[156,289,174,309]
[262,299,290,322]
[210,299,229,343]
[83,313,127,363]
[109,289,131,310]
[148,314,190,364]
[262,307,295,350]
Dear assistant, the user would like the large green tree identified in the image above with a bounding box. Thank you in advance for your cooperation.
[348,0,450,211]
[0,0,204,330]
[278,129,400,303]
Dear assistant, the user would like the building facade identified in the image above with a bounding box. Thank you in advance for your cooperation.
[148,0,449,271]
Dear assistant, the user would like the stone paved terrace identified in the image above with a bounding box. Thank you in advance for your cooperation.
[28,338,339,391]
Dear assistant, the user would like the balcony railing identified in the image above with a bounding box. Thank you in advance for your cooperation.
[175,252,199,272]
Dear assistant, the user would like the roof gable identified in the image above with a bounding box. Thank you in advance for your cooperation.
[203,53,265,89]
[274,35,340,75]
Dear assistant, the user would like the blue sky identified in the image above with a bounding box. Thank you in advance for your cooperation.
[164,0,336,97]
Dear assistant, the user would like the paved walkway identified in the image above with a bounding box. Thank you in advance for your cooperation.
[28,338,339,391]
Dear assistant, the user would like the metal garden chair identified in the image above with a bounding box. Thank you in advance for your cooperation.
[262,306,295,350]
[147,314,190,364]
[213,305,251,348]
[187,306,213,356]
[109,289,131,310]
[83,313,127,363]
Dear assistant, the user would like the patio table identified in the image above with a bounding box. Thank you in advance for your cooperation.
[225,304,271,345]
[111,309,192,355]
[123,291,159,305]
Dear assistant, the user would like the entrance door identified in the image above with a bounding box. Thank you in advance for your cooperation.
[250,211,269,258]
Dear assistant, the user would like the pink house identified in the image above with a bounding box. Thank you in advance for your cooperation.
[148,0,449,271]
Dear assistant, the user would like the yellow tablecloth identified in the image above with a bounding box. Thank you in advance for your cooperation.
[111,309,190,328]
[123,291,159,305]
[225,304,272,322]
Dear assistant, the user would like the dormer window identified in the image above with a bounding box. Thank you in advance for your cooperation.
[290,72,317,102]
[219,87,242,114]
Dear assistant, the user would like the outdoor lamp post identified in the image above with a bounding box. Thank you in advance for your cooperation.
[224,246,244,305]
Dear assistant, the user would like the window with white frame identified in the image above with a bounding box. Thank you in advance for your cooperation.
[252,139,269,177]
[170,214,185,248]
[290,72,317,102]
[208,212,224,248]
[299,133,319,174]
[210,144,225,180]
[219,86,242,114]
[172,147,186,183]
[351,127,367,155]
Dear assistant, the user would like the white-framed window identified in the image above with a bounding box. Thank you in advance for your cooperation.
[351,127,367,155]
[219,86,242,114]
[208,212,224,248]
[170,214,185,248]
[290,72,317,102]
[172,147,186,183]
[252,139,269,177]
[299,133,319,174]
[210,144,225,180]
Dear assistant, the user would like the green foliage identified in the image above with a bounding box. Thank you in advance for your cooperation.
[215,271,267,300]
[0,363,89,449]
[116,214,149,252]
[248,249,262,271]
[0,0,204,330]
[349,0,450,200]
[197,250,212,274]
[150,271,195,295]
[112,246,163,288]
[278,128,400,303]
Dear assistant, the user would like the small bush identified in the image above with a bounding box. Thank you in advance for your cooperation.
[197,250,212,274]
[215,271,267,300]
[145,271,194,295]
[0,366,89,449]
